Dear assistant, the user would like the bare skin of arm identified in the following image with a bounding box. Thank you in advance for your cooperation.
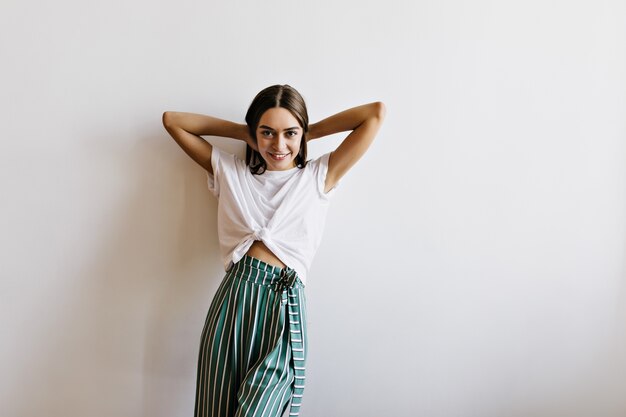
[161,111,257,175]
[308,102,386,193]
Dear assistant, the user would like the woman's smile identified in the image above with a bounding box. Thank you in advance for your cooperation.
[269,151,291,160]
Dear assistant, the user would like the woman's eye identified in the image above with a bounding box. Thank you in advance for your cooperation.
[287,131,297,137]
[262,130,273,137]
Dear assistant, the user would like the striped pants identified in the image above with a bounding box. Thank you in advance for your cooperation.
[194,254,307,417]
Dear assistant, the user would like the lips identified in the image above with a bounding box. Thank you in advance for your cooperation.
[269,152,291,161]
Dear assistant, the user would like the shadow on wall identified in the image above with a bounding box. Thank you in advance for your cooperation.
[7,129,224,417]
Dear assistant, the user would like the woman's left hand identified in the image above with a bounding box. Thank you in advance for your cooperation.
[240,124,259,151]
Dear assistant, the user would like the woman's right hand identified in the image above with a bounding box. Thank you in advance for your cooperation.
[240,125,259,152]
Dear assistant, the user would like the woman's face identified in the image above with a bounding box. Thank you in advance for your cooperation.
[256,107,303,171]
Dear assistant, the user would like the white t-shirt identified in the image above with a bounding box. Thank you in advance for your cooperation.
[206,146,339,285]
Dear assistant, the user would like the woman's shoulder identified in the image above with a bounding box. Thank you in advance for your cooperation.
[211,146,250,176]
[307,151,332,164]
[307,151,333,171]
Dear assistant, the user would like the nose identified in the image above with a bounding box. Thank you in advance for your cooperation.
[273,134,288,149]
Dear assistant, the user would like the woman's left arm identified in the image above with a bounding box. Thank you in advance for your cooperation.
[309,102,386,193]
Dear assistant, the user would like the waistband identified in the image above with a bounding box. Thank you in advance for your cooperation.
[231,254,304,291]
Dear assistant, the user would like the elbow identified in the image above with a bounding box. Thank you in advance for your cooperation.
[372,101,386,121]
[162,111,177,129]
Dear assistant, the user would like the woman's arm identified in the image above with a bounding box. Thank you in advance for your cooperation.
[162,112,257,174]
[309,102,386,193]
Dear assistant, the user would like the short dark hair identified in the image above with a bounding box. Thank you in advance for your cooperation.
[245,84,309,175]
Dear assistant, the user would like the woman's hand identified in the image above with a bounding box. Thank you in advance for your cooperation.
[307,123,319,142]
[241,126,259,152]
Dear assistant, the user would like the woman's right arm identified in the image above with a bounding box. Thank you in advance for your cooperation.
[161,111,256,174]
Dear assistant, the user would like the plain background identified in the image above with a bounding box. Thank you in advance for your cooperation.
[1,1,625,416]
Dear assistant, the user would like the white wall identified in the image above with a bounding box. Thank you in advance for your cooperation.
[1,1,625,416]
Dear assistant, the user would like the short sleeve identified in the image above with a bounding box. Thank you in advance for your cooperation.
[206,147,243,198]
[316,151,340,200]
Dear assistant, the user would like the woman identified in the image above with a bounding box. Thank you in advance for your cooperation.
[162,84,385,417]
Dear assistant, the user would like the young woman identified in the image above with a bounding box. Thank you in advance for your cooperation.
[162,84,385,417]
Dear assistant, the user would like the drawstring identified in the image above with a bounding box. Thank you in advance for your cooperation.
[274,265,306,416]
[273,266,299,304]
[235,256,306,416]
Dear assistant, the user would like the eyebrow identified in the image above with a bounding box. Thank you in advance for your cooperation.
[258,125,300,131]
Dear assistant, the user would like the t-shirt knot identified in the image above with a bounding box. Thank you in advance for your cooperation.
[253,227,270,241]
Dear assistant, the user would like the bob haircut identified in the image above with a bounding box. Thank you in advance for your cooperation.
[245,84,309,175]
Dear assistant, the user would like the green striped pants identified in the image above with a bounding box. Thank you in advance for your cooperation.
[194,254,307,417]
